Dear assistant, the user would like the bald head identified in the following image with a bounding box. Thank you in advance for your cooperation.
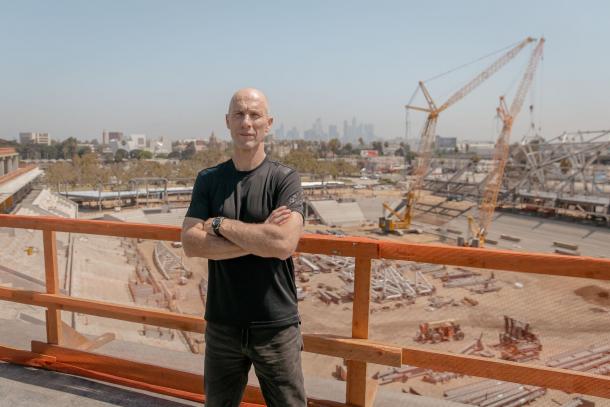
[225,88,273,154]
[228,88,270,115]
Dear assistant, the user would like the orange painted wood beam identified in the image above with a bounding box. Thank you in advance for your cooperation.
[379,241,610,280]
[0,286,205,333]
[402,346,610,398]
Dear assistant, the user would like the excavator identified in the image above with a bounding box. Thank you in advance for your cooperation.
[380,37,535,234]
[467,38,545,247]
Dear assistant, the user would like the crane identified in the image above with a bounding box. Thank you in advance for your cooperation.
[380,37,536,234]
[468,38,546,246]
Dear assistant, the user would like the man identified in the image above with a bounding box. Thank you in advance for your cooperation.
[181,88,306,407]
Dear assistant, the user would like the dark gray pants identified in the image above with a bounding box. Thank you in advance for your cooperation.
[204,321,306,407]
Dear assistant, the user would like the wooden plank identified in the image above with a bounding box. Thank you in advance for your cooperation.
[0,344,56,367]
[346,360,367,406]
[402,346,610,399]
[49,361,205,403]
[303,334,401,367]
[379,241,610,280]
[346,257,373,407]
[43,229,62,345]
[0,286,205,333]
[0,214,181,241]
[351,257,372,339]
[298,234,379,258]
[31,341,203,394]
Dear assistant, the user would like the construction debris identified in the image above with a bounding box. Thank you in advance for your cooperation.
[462,296,479,306]
[494,316,542,362]
[500,234,521,242]
[546,342,610,375]
[559,396,595,407]
[444,380,546,406]
[460,333,494,358]
[414,319,465,344]
[373,365,426,385]
[553,241,579,251]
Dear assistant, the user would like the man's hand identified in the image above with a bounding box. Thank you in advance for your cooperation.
[265,206,292,225]
[203,218,215,235]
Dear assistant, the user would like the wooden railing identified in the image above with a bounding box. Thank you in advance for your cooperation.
[1,214,610,406]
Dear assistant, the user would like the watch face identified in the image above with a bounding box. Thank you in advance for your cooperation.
[212,218,220,228]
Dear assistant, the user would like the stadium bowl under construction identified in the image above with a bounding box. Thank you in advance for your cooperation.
[1,38,610,406]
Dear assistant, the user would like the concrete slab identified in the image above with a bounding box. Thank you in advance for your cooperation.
[309,200,366,227]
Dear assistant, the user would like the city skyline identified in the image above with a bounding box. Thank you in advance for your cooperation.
[1,1,609,143]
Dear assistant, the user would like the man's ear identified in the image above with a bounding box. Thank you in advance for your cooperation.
[266,116,274,133]
[225,114,230,129]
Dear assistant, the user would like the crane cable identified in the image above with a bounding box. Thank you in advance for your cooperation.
[423,39,524,83]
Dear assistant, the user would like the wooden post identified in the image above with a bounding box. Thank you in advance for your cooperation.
[43,229,62,345]
[346,256,376,407]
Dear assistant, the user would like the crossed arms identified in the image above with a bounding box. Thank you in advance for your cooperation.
[181,206,303,261]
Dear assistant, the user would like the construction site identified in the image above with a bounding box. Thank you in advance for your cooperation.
[1,37,610,407]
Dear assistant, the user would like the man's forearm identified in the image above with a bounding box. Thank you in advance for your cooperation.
[182,227,249,260]
[220,218,291,259]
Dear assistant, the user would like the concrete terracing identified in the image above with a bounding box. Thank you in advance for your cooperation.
[308,199,367,227]
[0,147,19,177]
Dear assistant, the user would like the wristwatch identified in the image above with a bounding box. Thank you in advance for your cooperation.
[211,216,225,237]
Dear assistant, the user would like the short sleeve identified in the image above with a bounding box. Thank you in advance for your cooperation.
[185,172,210,220]
[276,169,304,219]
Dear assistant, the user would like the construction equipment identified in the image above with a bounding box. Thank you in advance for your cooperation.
[414,318,465,344]
[494,315,542,362]
[468,38,546,246]
[380,37,535,234]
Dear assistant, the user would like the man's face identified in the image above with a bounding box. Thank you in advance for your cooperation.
[226,93,273,152]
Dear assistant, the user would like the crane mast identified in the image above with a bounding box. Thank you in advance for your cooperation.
[380,37,535,233]
[472,38,546,245]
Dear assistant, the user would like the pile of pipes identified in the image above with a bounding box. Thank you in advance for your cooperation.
[316,285,341,304]
[546,342,610,376]
[425,296,456,311]
[421,334,495,384]
[342,261,435,303]
[373,365,427,385]
[295,253,354,274]
[444,380,546,406]
[494,316,541,362]
[297,256,437,304]
[422,263,501,294]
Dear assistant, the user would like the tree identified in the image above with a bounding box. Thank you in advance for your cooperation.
[115,149,129,162]
[340,142,354,156]
[181,142,197,160]
[328,138,341,156]
[282,150,317,174]
[60,137,79,159]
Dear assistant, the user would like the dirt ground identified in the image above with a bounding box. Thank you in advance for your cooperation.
[296,224,610,406]
[129,194,609,406]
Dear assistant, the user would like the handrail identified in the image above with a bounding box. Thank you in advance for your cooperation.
[0,214,610,405]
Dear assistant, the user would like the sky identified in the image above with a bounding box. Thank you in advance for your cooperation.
[1,0,609,143]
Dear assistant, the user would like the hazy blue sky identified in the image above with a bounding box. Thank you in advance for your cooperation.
[1,0,608,143]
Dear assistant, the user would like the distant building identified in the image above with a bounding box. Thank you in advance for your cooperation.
[286,126,300,139]
[19,132,51,145]
[360,149,379,158]
[0,147,19,177]
[102,130,123,145]
[435,136,457,151]
[328,125,339,140]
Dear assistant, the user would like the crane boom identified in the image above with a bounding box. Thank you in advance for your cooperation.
[380,37,536,233]
[475,38,545,242]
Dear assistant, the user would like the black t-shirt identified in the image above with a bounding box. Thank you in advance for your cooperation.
[185,156,304,328]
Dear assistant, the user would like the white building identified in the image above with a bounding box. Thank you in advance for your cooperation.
[19,132,51,145]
